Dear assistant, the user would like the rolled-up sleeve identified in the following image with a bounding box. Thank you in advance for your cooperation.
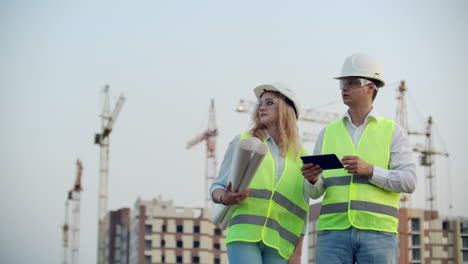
[210,135,240,203]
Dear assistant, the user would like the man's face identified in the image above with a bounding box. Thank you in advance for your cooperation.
[339,77,375,106]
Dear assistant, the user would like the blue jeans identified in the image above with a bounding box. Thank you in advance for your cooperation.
[316,227,398,264]
[227,241,288,264]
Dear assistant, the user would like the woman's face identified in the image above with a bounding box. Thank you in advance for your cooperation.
[257,92,279,127]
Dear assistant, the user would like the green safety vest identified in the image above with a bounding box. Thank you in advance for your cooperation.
[226,134,309,260]
[319,117,400,233]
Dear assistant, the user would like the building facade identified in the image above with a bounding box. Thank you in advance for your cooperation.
[128,198,227,264]
[105,208,131,264]
[307,203,468,264]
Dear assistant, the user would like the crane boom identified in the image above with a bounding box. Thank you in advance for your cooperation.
[236,99,340,124]
[102,96,126,138]
[187,129,218,149]
[187,133,207,149]
[187,99,218,209]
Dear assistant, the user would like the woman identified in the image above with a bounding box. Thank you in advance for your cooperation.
[210,82,309,264]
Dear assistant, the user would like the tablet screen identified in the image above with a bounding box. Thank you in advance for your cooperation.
[300,154,344,170]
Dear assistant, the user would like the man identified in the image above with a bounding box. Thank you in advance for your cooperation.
[302,53,416,263]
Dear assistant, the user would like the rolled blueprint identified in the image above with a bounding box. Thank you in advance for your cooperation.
[229,138,258,191]
[212,137,268,229]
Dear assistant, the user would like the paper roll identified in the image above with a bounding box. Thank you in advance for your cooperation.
[211,137,268,229]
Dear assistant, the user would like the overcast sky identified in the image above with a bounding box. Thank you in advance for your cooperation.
[1,1,467,263]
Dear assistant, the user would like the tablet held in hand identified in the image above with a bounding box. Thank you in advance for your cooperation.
[300,154,344,170]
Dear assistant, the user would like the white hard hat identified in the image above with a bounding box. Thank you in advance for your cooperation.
[254,82,300,118]
[335,53,385,88]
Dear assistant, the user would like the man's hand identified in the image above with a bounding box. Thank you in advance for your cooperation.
[301,163,323,184]
[341,155,373,176]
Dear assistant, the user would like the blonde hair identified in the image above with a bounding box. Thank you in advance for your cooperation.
[248,93,302,158]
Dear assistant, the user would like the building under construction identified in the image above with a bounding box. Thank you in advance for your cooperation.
[100,198,227,264]
[307,203,468,264]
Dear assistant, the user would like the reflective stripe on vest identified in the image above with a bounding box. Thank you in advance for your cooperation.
[226,133,309,260]
[323,175,372,188]
[320,200,398,218]
[319,117,400,233]
[229,214,300,246]
[248,188,308,221]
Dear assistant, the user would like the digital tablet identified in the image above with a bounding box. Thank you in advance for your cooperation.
[300,154,344,170]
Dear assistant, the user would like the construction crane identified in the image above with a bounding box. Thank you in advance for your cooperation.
[395,81,424,207]
[395,81,449,214]
[236,99,340,124]
[62,159,83,264]
[236,99,340,142]
[187,99,218,210]
[413,116,449,219]
[94,85,126,264]
[395,81,427,136]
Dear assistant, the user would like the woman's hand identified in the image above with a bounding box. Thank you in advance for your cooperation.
[288,253,301,264]
[288,234,304,264]
[221,182,250,205]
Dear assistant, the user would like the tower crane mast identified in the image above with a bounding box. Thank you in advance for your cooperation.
[413,116,449,218]
[70,159,83,264]
[94,85,126,264]
[62,199,70,264]
[187,99,218,210]
[62,159,83,264]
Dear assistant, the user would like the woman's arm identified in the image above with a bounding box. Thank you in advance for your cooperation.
[288,234,304,264]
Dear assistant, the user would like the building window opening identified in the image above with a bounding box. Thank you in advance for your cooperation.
[411,218,420,232]
[145,240,152,250]
[194,241,200,248]
[145,255,151,264]
[145,225,152,235]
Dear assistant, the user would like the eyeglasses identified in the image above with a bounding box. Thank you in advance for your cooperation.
[339,78,373,90]
[256,98,278,110]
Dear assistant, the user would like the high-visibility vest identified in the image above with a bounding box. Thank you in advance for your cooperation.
[319,117,400,233]
[226,133,309,260]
